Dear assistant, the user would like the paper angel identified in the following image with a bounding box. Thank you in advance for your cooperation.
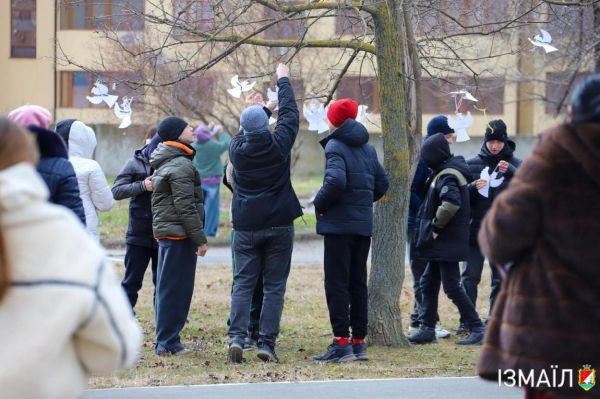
[303,100,329,134]
[450,90,478,102]
[447,112,473,142]
[113,97,132,129]
[356,105,373,127]
[267,87,279,111]
[227,75,256,98]
[528,29,558,54]
[478,166,504,198]
[269,116,277,125]
[86,80,119,108]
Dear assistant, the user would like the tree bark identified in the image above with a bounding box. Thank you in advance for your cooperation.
[367,0,411,347]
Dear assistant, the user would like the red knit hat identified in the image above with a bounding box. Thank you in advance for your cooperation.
[327,99,359,128]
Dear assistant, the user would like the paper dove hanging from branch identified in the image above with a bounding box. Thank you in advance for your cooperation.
[87,79,119,108]
[113,97,133,129]
[266,87,278,125]
[356,105,374,127]
[450,89,478,103]
[303,99,329,134]
[528,29,558,54]
[227,75,256,98]
[447,112,473,142]
[478,165,504,198]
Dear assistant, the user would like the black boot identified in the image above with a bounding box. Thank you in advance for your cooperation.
[456,325,485,345]
[407,326,437,344]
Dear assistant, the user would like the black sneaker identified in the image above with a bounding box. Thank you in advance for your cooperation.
[313,340,357,363]
[352,341,368,361]
[227,342,244,363]
[257,343,280,363]
[243,337,258,351]
[456,326,485,346]
[407,326,437,344]
[456,322,469,335]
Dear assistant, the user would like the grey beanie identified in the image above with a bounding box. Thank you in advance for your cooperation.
[157,116,188,141]
[240,105,269,134]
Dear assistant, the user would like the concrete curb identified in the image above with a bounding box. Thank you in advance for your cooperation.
[101,231,321,249]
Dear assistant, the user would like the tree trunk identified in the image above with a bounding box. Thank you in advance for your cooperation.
[367,0,411,347]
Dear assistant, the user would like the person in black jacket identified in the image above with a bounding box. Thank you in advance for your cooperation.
[112,133,163,310]
[312,99,389,363]
[8,105,86,225]
[227,63,302,364]
[408,133,485,346]
[458,120,522,333]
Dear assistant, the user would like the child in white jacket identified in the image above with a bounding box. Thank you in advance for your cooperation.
[55,119,114,242]
[0,117,142,399]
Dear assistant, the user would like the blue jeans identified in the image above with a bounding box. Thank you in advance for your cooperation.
[202,183,220,237]
[155,238,197,354]
[228,225,294,349]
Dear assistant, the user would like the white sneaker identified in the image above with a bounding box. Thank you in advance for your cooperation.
[435,324,451,338]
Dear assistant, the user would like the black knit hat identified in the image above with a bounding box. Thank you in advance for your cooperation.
[484,119,507,143]
[157,116,188,141]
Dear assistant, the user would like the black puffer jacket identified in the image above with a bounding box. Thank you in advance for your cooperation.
[150,141,206,246]
[412,134,473,262]
[313,119,389,236]
[112,145,157,248]
[466,139,522,239]
[29,126,86,225]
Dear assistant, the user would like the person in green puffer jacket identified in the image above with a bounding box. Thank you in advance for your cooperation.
[150,116,208,356]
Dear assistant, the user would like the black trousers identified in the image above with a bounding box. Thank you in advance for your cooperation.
[461,239,502,320]
[121,244,158,309]
[407,228,439,327]
[421,261,482,329]
[323,234,371,339]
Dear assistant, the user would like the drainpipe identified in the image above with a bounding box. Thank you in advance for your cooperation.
[53,0,58,124]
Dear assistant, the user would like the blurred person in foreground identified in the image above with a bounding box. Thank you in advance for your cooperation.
[0,117,142,398]
[477,75,600,399]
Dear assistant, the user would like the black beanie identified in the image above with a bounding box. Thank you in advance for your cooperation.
[484,119,507,143]
[157,116,188,141]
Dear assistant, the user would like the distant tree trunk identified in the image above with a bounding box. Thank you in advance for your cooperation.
[367,0,411,347]
[594,3,600,73]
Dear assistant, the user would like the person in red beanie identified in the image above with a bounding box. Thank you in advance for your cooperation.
[312,98,389,363]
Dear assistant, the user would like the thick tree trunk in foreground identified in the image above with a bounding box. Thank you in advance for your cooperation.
[367,0,411,347]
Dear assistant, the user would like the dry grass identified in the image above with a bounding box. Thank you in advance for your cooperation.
[89,260,493,388]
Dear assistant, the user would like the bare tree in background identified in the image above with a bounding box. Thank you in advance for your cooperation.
[57,0,600,347]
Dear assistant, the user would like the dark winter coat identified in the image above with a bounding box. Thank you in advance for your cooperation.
[412,134,473,262]
[229,77,303,230]
[150,141,206,246]
[477,123,600,399]
[29,126,86,225]
[313,119,389,236]
[408,157,431,231]
[112,145,157,248]
[466,139,522,239]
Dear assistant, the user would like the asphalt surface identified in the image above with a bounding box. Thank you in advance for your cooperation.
[87,377,522,399]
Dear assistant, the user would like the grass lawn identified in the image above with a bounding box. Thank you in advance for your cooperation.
[99,175,323,244]
[88,260,490,389]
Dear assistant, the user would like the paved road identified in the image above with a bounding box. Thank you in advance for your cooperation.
[87,377,521,399]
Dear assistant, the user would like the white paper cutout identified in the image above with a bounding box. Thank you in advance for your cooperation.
[478,166,504,197]
[113,97,133,129]
[227,75,256,98]
[450,90,478,102]
[528,29,558,53]
[356,105,374,127]
[210,125,220,137]
[447,112,473,142]
[267,87,279,111]
[87,80,119,108]
[303,99,329,134]
[269,116,277,125]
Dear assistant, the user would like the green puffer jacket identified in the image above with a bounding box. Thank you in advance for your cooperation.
[150,141,207,246]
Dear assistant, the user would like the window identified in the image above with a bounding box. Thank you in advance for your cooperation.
[11,0,36,58]
[60,71,144,109]
[335,9,372,36]
[545,72,588,114]
[173,0,215,32]
[421,78,505,115]
[172,75,216,113]
[60,0,144,31]
[337,76,379,111]
[263,2,306,56]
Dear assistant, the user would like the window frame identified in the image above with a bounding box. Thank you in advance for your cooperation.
[11,0,37,58]
[60,0,144,31]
